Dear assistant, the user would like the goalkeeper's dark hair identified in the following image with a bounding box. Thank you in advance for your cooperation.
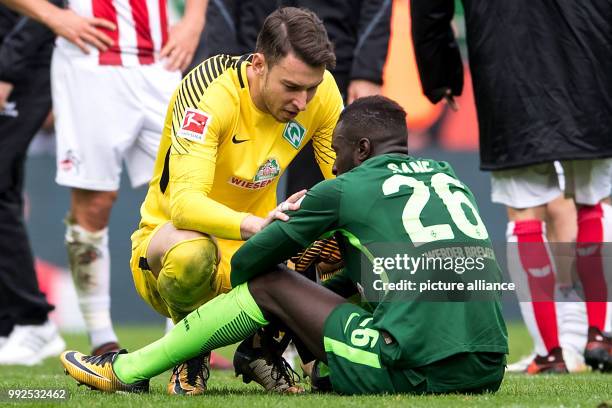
[256,7,336,69]
[339,96,408,145]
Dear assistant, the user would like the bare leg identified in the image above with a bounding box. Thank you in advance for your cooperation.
[507,204,547,222]
[545,195,576,287]
[70,188,117,231]
[546,195,577,243]
[248,264,346,362]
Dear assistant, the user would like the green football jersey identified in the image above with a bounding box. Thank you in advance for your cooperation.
[231,153,508,368]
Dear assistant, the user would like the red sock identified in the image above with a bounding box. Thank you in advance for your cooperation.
[577,204,607,331]
[511,219,560,353]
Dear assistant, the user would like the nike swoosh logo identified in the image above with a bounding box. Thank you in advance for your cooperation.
[232,135,249,144]
[64,351,110,382]
[343,312,360,334]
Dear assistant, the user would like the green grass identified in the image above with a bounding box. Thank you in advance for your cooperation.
[1,323,611,407]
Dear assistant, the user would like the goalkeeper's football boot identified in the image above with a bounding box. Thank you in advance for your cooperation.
[92,341,120,356]
[167,353,210,395]
[525,347,568,374]
[234,333,303,393]
[584,326,612,372]
[60,349,149,392]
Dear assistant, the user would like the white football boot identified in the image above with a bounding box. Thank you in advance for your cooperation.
[0,320,65,365]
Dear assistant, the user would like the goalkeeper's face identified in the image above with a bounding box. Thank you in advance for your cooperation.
[260,52,325,122]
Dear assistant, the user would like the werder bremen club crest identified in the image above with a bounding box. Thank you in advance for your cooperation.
[254,158,281,182]
[283,120,306,149]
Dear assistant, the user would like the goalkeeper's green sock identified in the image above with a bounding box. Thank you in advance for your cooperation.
[113,283,268,383]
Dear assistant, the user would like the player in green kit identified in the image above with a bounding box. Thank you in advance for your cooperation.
[61,96,508,395]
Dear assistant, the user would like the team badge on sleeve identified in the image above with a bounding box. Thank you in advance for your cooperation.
[178,108,211,143]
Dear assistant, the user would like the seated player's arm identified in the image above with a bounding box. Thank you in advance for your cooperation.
[231,179,342,286]
[168,84,252,240]
[230,224,305,285]
[312,72,343,180]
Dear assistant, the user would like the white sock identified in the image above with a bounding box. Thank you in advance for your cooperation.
[555,291,587,356]
[65,220,118,348]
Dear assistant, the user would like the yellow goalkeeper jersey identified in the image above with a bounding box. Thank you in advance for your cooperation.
[136,54,342,266]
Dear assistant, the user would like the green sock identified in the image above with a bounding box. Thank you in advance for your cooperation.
[113,283,268,383]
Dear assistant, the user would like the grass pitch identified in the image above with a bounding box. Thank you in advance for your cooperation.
[0,323,611,407]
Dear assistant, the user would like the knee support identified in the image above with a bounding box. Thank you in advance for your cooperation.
[157,236,220,322]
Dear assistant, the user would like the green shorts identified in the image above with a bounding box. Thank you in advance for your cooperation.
[322,303,506,395]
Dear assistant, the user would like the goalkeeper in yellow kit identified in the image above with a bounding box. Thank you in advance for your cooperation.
[129,7,343,395]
